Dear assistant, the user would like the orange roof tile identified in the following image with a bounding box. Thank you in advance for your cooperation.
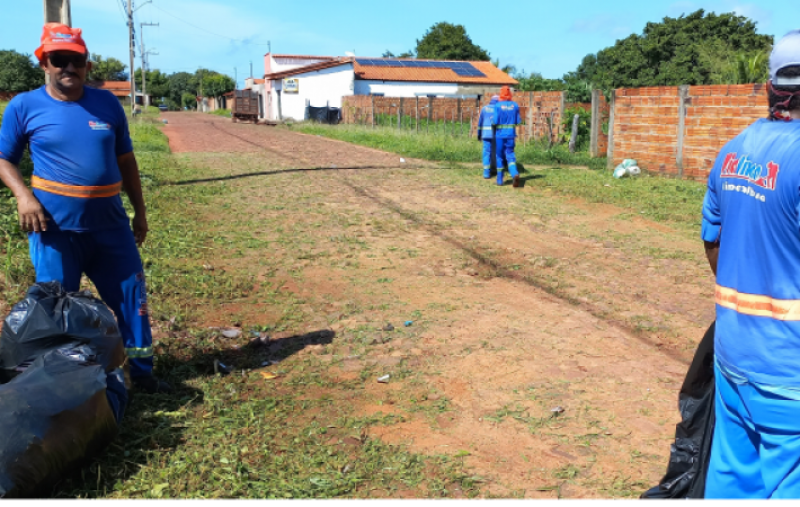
[353,59,518,86]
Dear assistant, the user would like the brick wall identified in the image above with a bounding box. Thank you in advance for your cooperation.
[608,84,768,180]
[342,91,564,143]
[682,84,766,180]
[611,87,682,176]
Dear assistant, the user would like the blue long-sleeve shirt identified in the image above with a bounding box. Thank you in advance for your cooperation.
[491,100,521,139]
[477,103,496,140]
[701,118,800,387]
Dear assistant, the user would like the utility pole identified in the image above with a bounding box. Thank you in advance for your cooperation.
[250,61,253,79]
[43,0,71,25]
[43,0,71,84]
[125,0,151,113]
[140,21,158,108]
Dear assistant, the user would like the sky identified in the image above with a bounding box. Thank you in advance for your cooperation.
[3,0,798,88]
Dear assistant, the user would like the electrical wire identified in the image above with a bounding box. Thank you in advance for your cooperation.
[150,4,271,46]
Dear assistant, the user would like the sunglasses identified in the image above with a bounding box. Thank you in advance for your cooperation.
[48,53,87,69]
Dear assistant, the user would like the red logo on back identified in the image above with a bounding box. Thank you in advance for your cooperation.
[721,152,780,191]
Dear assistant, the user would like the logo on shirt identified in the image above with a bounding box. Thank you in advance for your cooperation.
[88,121,111,131]
[720,152,780,191]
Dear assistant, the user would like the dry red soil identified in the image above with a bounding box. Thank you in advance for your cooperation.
[159,112,716,498]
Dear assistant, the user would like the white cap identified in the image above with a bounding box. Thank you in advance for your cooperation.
[770,30,800,86]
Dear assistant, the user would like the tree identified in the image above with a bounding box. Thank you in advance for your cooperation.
[0,50,44,92]
[133,68,170,101]
[167,71,197,105]
[382,49,415,58]
[583,9,772,90]
[493,59,516,76]
[515,71,564,92]
[88,54,128,81]
[415,22,490,61]
[201,73,235,100]
[181,92,197,110]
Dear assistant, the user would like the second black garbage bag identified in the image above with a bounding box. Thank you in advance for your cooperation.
[641,322,716,499]
[0,282,129,498]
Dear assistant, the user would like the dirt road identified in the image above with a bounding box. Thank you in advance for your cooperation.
[159,112,716,498]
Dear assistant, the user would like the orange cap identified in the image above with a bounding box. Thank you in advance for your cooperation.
[34,23,88,62]
[499,86,513,101]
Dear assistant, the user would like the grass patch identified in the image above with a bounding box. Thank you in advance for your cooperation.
[289,123,708,230]
[208,109,232,117]
[289,123,606,170]
[0,104,482,499]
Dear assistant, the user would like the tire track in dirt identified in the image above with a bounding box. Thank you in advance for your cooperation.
[157,112,713,497]
[339,178,693,366]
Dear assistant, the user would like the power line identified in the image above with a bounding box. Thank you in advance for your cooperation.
[150,4,271,46]
[114,0,127,24]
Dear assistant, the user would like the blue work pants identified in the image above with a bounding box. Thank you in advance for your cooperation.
[28,227,154,379]
[495,138,519,177]
[482,139,496,177]
[705,363,800,498]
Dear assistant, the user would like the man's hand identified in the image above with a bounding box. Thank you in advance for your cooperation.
[17,194,48,232]
[132,213,148,245]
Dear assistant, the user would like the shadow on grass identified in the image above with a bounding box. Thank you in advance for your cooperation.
[49,329,335,498]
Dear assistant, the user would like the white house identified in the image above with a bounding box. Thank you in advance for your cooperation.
[260,54,518,121]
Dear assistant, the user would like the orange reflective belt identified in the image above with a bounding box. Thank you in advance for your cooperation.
[32,176,122,198]
[715,284,800,321]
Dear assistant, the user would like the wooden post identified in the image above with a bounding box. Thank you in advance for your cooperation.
[427,97,432,135]
[589,90,600,157]
[568,113,580,153]
[398,98,404,130]
[416,97,420,133]
[371,95,375,129]
[676,85,689,178]
[606,91,616,169]
[527,92,534,144]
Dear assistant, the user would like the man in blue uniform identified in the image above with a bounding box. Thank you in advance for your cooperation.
[477,95,499,179]
[701,30,800,498]
[0,23,170,393]
[491,86,522,187]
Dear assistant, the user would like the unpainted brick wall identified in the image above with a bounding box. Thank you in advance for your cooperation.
[342,91,565,143]
[342,96,480,129]
[682,84,766,180]
[609,84,767,180]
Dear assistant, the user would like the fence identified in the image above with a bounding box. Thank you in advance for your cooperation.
[603,84,768,181]
[341,91,569,145]
[330,84,771,181]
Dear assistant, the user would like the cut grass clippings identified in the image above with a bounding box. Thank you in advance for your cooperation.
[0,105,480,499]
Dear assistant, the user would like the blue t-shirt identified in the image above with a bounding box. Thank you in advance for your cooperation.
[491,100,521,139]
[702,118,800,387]
[0,86,133,231]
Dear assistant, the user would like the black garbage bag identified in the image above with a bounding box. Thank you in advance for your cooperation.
[0,346,120,498]
[641,322,716,499]
[0,281,125,382]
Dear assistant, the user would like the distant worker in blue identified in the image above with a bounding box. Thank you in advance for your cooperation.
[477,95,499,179]
[701,30,800,498]
[491,86,522,187]
[0,23,170,393]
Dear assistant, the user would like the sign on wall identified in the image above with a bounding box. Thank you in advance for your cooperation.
[283,78,299,93]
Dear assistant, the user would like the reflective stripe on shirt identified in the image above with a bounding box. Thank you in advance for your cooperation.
[32,176,122,199]
[716,284,800,321]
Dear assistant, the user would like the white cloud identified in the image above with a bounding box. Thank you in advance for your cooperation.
[570,15,632,38]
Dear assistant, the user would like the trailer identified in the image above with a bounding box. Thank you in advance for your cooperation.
[231,89,260,123]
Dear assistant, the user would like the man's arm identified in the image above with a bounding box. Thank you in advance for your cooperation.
[704,240,719,277]
[0,158,47,232]
[117,152,148,245]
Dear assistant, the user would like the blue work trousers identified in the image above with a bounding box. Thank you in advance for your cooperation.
[705,363,800,498]
[482,139,496,177]
[28,227,154,378]
[495,138,519,177]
